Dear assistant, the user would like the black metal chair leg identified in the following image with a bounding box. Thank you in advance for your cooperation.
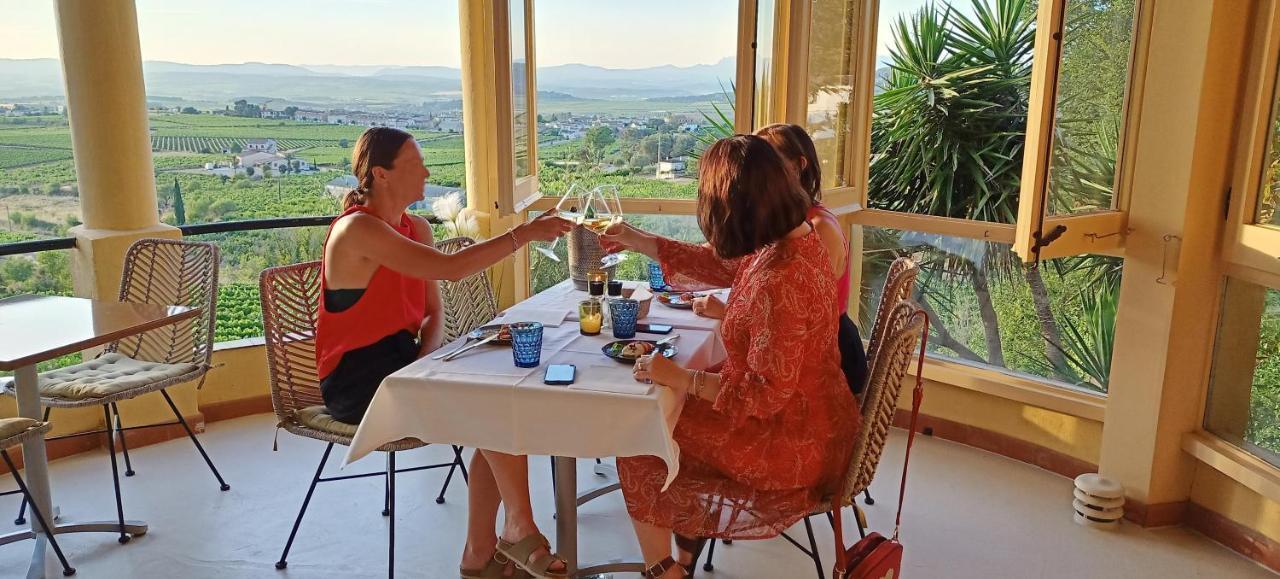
[702,538,716,572]
[387,451,396,579]
[160,389,230,491]
[382,453,392,517]
[111,403,135,477]
[804,516,824,579]
[2,451,76,576]
[102,405,130,544]
[277,442,333,569]
[457,446,469,484]
[14,408,49,526]
[435,445,465,504]
[863,489,874,506]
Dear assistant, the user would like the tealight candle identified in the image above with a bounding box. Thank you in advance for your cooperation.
[579,299,603,336]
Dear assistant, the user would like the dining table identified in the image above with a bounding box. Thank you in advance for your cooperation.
[0,294,199,579]
[345,279,728,577]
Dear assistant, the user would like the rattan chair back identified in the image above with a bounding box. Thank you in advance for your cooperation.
[108,238,218,370]
[837,299,927,505]
[864,257,919,368]
[259,261,325,426]
[435,237,499,343]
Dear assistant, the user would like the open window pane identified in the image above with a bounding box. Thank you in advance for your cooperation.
[531,1,738,200]
[868,0,1032,224]
[512,0,531,180]
[1044,0,1137,216]
[753,0,779,128]
[804,0,858,189]
[1257,55,1280,229]
[859,226,1120,393]
[1205,277,1280,466]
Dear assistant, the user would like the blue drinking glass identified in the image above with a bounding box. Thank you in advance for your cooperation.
[647,260,667,291]
[510,322,545,368]
[609,298,640,339]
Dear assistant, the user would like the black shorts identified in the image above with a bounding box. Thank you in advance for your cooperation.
[320,330,419,425]
[839,314,869,395]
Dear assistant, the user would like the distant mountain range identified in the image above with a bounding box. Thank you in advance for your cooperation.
[0,58,736,108]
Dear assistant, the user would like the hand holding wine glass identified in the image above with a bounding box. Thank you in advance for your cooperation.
[533,183,587,261]
[589,186,627,267]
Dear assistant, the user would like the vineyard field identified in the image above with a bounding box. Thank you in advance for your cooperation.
[0,146,74,169]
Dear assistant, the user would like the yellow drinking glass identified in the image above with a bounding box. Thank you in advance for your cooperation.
[579,299,603,336]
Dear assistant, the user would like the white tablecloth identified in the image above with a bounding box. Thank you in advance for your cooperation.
[514,279,729,339]
[344,284,728,489]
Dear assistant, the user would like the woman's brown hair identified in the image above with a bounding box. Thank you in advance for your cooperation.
[697,135,812,259]
[755,123,822,201]
[342,126,415,210]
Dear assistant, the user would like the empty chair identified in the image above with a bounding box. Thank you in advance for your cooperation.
[435,236,500,342]
[4,238,229,543]
[0,418,76,576]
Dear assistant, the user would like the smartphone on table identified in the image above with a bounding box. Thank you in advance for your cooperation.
[636,323,673,335]
[544,364,577,385]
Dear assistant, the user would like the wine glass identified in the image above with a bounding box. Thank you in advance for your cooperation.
[589,185,626,267]
[533,183,586,262]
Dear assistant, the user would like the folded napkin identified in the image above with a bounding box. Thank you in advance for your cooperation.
[498,307,572,327]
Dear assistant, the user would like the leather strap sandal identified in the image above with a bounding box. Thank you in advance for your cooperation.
[642,556,686,578]
[460,553,533,579]
[496,533,568,579]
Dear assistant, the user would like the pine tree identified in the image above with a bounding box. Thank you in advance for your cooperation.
[172,177,186,225]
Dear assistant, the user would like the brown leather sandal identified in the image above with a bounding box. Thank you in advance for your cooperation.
[674,534,708,576]
[642,556,686,578]
[495,533,567,579]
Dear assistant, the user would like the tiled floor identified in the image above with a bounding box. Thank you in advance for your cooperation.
[0,413,1274,578]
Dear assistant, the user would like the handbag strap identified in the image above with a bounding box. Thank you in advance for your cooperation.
[833,312,929,577]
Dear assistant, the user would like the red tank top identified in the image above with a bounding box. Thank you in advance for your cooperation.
[809,203,851,314]
[315,205,427,379]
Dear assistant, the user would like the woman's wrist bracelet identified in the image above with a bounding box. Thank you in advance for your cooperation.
[507,227,521,251]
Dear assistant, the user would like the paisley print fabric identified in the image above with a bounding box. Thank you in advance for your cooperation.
[618,229,859,539]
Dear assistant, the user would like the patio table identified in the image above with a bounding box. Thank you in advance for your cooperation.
[0,295,198,579]
[345,282,727,577]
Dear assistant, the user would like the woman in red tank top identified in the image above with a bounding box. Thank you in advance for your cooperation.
[318,127,573,578]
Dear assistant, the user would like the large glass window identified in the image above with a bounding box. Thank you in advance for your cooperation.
[531,0,739,201]
[1205,278,1280,466]
[1257,56,1280,229]
[0,1,82,240]
[859,226,1120,393]
[134,0,466,342]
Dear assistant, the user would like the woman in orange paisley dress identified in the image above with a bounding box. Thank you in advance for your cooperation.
[601,135,859,578]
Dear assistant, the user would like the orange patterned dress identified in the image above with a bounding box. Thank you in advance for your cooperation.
[617,229,859,539]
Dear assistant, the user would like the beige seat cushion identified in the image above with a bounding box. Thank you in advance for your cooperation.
[0,418,40,447]
[38,353,199,401]
[296,405,358,438]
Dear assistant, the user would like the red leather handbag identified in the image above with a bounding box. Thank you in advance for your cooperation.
[831,316,927,579]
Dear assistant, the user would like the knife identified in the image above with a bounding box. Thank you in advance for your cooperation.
[657,334,680,346]
[442,332,501,362]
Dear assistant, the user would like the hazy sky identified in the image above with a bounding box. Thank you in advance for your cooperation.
[0,0,739,69]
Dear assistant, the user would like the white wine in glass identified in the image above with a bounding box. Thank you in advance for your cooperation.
[592,185,627,267]
[534,184,586,262]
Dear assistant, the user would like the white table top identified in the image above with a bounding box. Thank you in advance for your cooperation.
[344,281,729,489]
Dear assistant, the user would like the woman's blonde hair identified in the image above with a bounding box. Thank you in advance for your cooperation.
[342,126,415,210]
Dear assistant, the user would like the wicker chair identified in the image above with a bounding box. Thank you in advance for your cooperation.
[259,261,467,578]
[699,300,928,579]
[5,238,229,543]
[0,419,75,576]
[435,236,500,342]
[865,258,920,371]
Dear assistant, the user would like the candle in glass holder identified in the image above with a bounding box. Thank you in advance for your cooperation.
[579,299,603,335]
[587,269,607,297]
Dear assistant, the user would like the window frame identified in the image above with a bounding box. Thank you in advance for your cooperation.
[841,0,1151,261]
[495,0,541,217]
[1225,0,1280,279]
